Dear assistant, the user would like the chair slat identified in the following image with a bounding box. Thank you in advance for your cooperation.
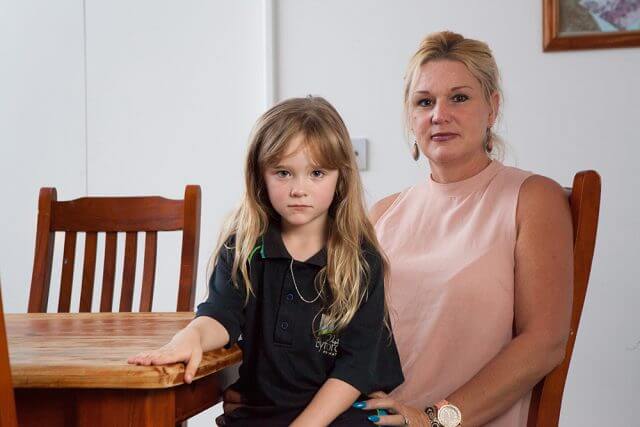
[119,232,138,312]
[58,232,77,312]
[139,232,158,312]
[79,232,98,312]
[100,232,118,312]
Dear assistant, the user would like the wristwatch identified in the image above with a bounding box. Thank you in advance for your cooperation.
[434,400,462,427]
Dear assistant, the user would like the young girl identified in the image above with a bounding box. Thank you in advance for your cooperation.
[128,96,404,426]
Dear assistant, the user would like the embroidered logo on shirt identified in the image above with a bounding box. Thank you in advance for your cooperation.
[315,314,339,357]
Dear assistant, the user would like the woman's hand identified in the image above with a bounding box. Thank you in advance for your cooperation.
[127,327,203,383]
[356,392,431,426]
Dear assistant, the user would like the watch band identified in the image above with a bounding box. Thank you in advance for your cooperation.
[424,406,443,427]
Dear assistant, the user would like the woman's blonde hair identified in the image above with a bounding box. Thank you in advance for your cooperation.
[212,96,387,333]
[403,31,504,159]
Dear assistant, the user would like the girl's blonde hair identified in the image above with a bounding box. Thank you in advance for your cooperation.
[403,31,504,159]
[213,96,387,333]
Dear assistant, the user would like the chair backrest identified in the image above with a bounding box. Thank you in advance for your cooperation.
[28,185,201,313]
[527,170,601,426]
[0,285,18,427]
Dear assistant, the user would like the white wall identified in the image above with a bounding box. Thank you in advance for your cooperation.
[84,0,265,312]
[1,0,87,310]
[1,1,638,426]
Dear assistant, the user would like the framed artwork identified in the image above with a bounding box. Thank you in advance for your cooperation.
[543,0,640,51]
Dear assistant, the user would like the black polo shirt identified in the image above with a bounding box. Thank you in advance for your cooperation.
[195,225,404,410]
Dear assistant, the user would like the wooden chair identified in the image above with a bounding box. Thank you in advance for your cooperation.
[28,185,201,313]
[527,170,601,426]
[0,285,18,427]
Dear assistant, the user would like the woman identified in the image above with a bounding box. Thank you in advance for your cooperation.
[359,31,573,426]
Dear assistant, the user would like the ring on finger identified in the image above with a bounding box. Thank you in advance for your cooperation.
[402,414,410,425]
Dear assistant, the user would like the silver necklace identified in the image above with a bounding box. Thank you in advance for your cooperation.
[289,258,321,304]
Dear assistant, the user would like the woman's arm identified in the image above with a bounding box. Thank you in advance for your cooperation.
[441,175,573,426]
[364,175,573,426]
[290,378,361,427]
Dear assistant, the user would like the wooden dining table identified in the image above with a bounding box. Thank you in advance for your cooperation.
[6,312,242,427]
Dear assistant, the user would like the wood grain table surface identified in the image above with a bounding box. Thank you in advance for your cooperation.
[6,312,242,426]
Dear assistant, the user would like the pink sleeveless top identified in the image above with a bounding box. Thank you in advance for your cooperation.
[375,160,533,426]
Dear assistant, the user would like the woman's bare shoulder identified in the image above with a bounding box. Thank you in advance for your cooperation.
[517,174,572,232]
[518,175,568,213]
[369,192,401,225]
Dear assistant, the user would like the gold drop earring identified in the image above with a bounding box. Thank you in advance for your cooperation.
[484,127,493,153]
[412,139,420,161]
[411,130,420,161]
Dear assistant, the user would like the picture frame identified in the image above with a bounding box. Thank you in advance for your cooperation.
[543,0,640,51]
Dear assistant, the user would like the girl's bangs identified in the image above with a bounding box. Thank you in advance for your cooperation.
[299,127,346,171]
[260,128,347,171]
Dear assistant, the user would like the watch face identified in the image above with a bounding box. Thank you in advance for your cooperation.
[438,404,462,427]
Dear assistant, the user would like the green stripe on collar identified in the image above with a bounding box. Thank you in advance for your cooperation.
[248,237,266,263]
[248,244,262,263]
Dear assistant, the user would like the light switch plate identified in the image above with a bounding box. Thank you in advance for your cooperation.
[351,137,368,170]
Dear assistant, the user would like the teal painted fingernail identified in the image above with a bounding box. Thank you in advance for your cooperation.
[368,415,379,422]
[353,401,366,409]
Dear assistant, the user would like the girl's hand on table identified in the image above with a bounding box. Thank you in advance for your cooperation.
[127,327,203,383]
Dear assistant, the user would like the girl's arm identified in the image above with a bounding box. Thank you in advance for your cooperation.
[128,316,230,383]
[294,246,404,426]
[129,241,244,384]
[290,378,361,427]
